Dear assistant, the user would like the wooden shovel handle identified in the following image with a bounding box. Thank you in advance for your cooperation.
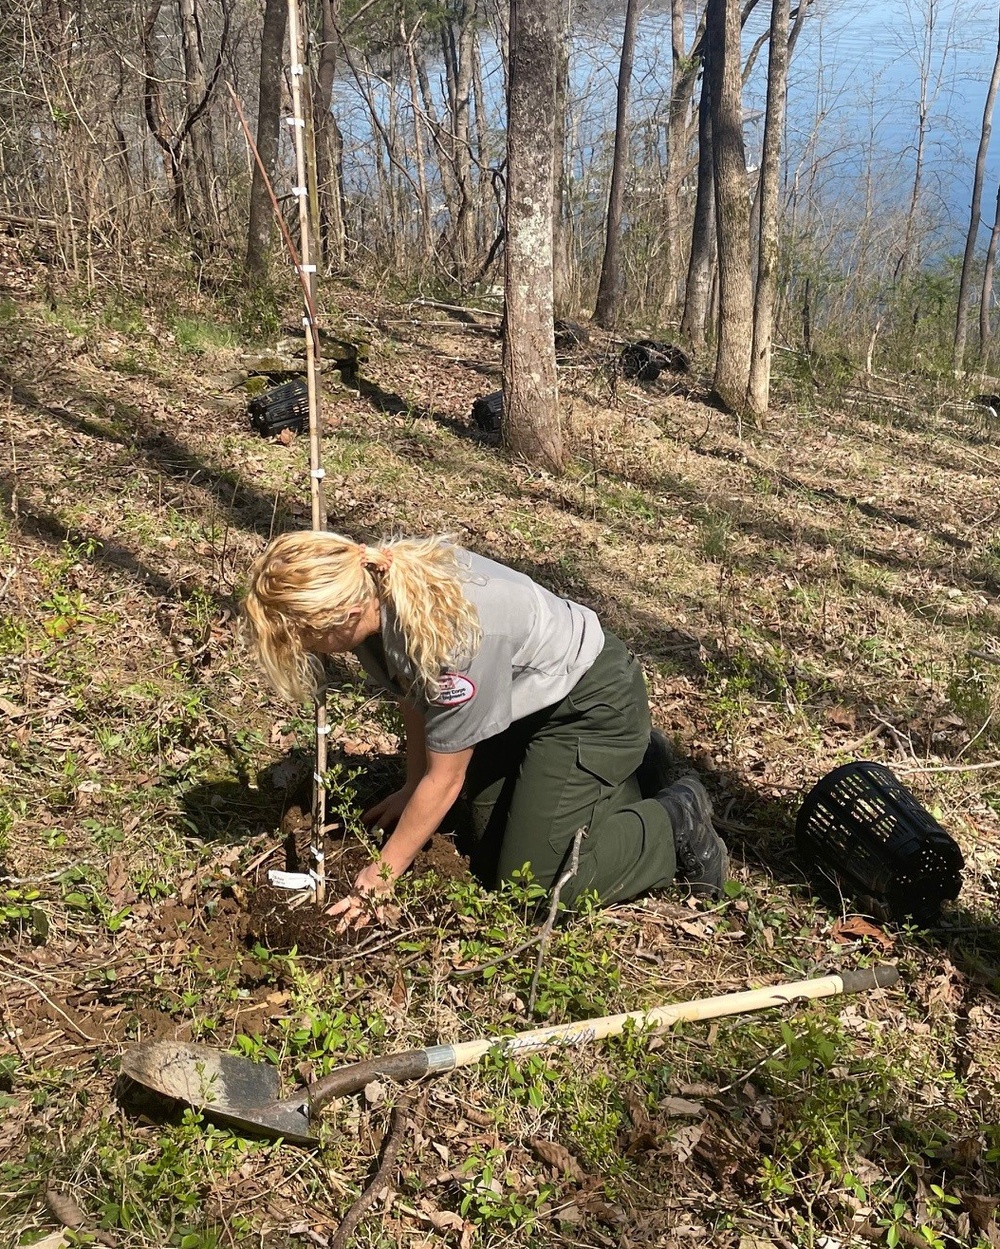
[307,965,900,1110]
[309,1048,432,1109]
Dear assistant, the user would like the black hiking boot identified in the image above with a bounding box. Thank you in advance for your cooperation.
[656,775,729,899]
[636,729,673,799]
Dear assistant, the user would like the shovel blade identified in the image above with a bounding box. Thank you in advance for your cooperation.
[121,1040,315,1144]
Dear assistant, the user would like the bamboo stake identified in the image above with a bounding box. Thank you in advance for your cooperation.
[227,82,329,908]
[287,0,328,908]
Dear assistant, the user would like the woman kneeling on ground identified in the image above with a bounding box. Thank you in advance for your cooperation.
[243,532,728,927]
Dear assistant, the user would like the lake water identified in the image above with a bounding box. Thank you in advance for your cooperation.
[590,0,1000,247]
[337,1,1000,257]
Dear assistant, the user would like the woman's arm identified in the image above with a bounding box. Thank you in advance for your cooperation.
[361,700,430,831]
[329,744,473,924]
[375,745,471,879]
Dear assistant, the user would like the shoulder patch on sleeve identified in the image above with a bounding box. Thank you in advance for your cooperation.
[431,673,477,707]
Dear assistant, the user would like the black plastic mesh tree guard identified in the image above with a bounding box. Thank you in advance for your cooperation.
[795,761,964,925]
[247,379,310,437]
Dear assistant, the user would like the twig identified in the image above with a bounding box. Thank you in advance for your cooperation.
[330,1092,424,1249]
[451,932,541,979]
[2,862,94,885]
[894,758,1000,775]
[410,297,503,319]
[0,969,96,1041]
[956,711,994,761]
[527,827,586,1014]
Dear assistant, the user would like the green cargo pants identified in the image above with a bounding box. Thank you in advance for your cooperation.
[460,631,677,908]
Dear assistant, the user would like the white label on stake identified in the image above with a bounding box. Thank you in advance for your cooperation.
[268,870,314,891]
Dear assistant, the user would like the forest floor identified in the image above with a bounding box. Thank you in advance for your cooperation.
[2,228,1000,1249]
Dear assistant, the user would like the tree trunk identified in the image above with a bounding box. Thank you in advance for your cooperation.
[246,0,287,281]
[503,0,563,473]
[956,8,1000,369]
[709,0,753,415]
[746,0,790,420]
[453,3,477,280]
[404,20,434,263]
[313,0,347,272]
[664,0,692,310]
[593,0,640,329]
[552,0,572,311]
[680,47,715,349]
[980,183,1000,351]
[177,0,216,238]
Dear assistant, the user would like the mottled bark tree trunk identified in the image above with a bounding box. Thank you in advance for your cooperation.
[503,0,563,473]
[593,0,640,329]
[177,0,216,237]
[552,0,572,312]
[246,0,287,281]
[680,50,715,349]
[956,9,1000,368]
[708,0,753,415]
[663,0,691,310]
[313,0,347,272]
[980,182,1000,351]
[746,0,790,420]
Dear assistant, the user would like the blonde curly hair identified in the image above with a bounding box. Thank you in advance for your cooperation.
[243,530,482,703]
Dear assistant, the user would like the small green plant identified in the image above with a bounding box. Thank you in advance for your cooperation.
[458,1147,554,1232]
[0,886,47,941]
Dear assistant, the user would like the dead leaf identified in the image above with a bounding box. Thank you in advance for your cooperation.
[667,1122,704,1162]
[825,705,857,730]
[276,427,296,446]
[389,969,407,1008]
[422,1207,467,1236]
[106,855,132,907]
[659,1096,705,1117]
[45,1186,117,1246]
[963,1192,999,1232]
[529,1137,586,1182]
[831,916,894,951]
[926,969,963,1013]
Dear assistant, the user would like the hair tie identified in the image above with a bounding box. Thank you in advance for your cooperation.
[359,545,392,576]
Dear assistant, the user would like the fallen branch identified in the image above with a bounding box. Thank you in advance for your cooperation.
[894,757,1000,775]
[410,298,503,320]
[527,827,587,1014]
[330,1092,424,1249]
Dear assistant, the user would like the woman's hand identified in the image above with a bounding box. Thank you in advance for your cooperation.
[362,783,416,833]
[325,859,396,932]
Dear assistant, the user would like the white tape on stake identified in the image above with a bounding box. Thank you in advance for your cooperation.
[292,186,308,197]
[291,62,304,75]
[311,468,325,479]
[316,722,331,735]
[298,263,317,273]
[286,117,305,128]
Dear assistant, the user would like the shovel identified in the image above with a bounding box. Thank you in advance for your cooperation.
[120,964,898,1144]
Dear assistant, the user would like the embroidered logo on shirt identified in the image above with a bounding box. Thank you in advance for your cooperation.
[432,673,476,707]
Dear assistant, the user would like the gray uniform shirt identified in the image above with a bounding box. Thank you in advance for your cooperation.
[353,549,604,753]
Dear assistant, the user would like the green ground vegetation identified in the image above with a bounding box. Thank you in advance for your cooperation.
[1,243,1000,1249]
